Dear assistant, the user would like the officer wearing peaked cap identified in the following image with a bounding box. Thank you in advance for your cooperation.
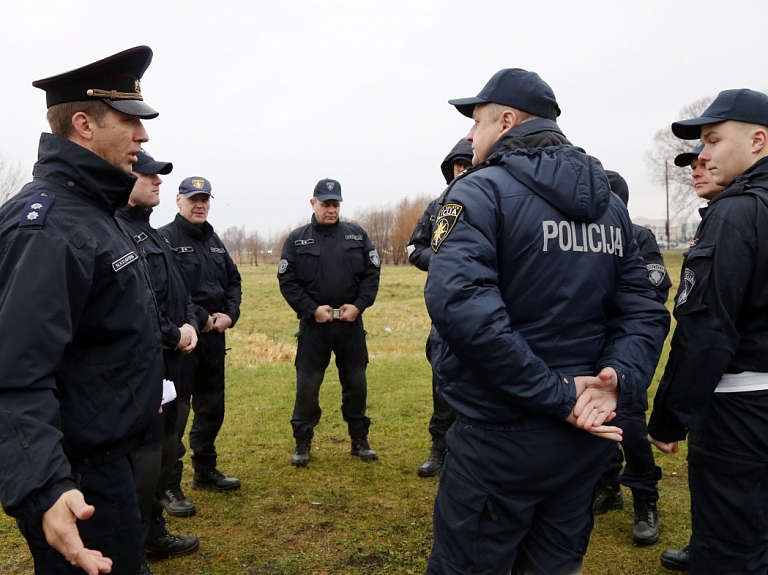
[0,47,163,574]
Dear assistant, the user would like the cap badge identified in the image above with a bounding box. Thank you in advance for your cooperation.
[191,178,205,189]
[326,182,335,190]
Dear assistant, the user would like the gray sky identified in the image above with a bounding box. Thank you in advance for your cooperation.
[2,0,765,237]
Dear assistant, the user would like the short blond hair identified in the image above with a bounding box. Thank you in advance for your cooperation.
[485,103,538,124]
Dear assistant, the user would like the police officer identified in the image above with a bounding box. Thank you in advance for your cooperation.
[648,89,768,573]
[278,178,381,466]
[117,150,200,574]
[592,170,671,545]
[424,68,669,574]
[406,138,472,477]
[0,47,164,575]
[160,177,242,497]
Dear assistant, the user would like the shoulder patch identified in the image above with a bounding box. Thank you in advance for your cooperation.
[431,203,463,253]
[210,247,226,253]
[369,250,380,268]
[676,268,695,307]
[647,263,666,286]
[278,259,288,274]
[18,192,55,228]
[112,251,139,272]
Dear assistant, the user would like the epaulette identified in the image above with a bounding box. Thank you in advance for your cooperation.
[18,192,56,228]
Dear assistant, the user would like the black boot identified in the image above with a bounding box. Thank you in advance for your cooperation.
[593,485,623,514]
[291,439,311,467]
[633,499,660,545]
[417,445,445,477]
[160,484,196,517]
[350,437,378,461]
[145,529,200,558]
[660,545,689,571]
[192,468,241,491]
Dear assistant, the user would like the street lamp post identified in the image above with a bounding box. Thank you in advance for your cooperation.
[665,159,670,249]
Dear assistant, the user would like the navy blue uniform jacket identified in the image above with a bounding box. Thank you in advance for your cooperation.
[424,120,670,428]
[0,134,163,521]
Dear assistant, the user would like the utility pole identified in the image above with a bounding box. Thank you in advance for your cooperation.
[665,160,670,249]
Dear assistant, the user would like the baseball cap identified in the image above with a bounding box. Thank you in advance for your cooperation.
[32,46,158,119]
[179,176,213,198]
[605,170,629,206]
[448,68,561,121]
[671,89,768,140]
[674,142,705,167]
[133,149,172,175]
[313,178,343,202]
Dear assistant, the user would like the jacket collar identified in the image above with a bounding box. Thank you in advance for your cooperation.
[32,133,137,214]
[173,212,214,241]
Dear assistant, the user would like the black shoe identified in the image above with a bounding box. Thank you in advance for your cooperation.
[593,485,623,515]
[417,445,445,477]
[350,437,378,461]
[633,500,660,545]
[192,468,241,491]
[660,545,690,571]
[145,529,200,558]
[292,439,311,467]
[161,485,196,517]
[139,562,156,575]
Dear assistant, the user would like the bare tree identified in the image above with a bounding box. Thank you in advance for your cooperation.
[350,206,394,264]
[391,195,431,265]
[645,96,713,227]
[0,155,27,205]
[220,225,246,262]
[243,229,262,266]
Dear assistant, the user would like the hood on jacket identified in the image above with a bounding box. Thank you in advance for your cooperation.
[499,143,612,223]
[605,170,629,206]
[440,138,473,184]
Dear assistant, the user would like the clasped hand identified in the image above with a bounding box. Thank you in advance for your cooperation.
[566,367,623,442]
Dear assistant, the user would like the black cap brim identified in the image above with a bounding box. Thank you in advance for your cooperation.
[448,96,488,118]
[134,160,172,175]
[671,116,724,140]
[314,194,343,202]
[105,99,159,119]
[674,152,698,167]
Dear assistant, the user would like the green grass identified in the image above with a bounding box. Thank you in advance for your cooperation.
[0,253,688,574]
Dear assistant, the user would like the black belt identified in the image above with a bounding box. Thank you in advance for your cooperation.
[70,434,143,474]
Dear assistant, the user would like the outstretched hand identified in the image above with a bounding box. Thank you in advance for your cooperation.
[42,490,113,574]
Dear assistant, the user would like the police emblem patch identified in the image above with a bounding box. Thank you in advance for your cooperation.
[647,263,666,286]
[676,268,695,307]
[369,250,380,268]
[278,259,288,274]
[191,178,205,189]
[431,203,463,253]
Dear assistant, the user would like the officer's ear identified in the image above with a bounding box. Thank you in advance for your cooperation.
[499,109,518,134]
[176,193,182,209]
[71,112,94,141]
[751,126,768,156]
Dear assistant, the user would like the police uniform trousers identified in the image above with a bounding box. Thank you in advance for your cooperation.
[597,406,660,501]
[426,418,615,575]
[17,453,141,575]
[291,316,370,441]
[172,330,227,483]
[134,350,182,549]
[686,389,768,574]
[426,326,456,451]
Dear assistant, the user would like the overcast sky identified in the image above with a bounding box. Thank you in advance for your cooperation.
[2,0,765,237]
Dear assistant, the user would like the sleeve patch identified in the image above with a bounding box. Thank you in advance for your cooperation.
[646,263,667,286]
[676,268,695,307]
[278,259,288,274]
[431,203,463,253]
[18,192,55,228]
[369,250,380,268]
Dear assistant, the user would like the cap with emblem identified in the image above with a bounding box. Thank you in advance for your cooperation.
[179,176,213,198]
[32,45,158,119]
[133,149,172,175]
[674,142,705,167]
[313,178,343,202]
[671,89,768,140]
[449,68,561,121]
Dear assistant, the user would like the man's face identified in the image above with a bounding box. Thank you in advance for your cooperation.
[129,172,162,209]
[311,198,340,225]
[452,159,472,179]
[690,158,725,201]
[89,109,148,174]
[467,104,506,166]
[176,193,210,225]
[699,121,755,187]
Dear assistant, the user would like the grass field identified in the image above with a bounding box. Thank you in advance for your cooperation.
[0,252,689,575]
